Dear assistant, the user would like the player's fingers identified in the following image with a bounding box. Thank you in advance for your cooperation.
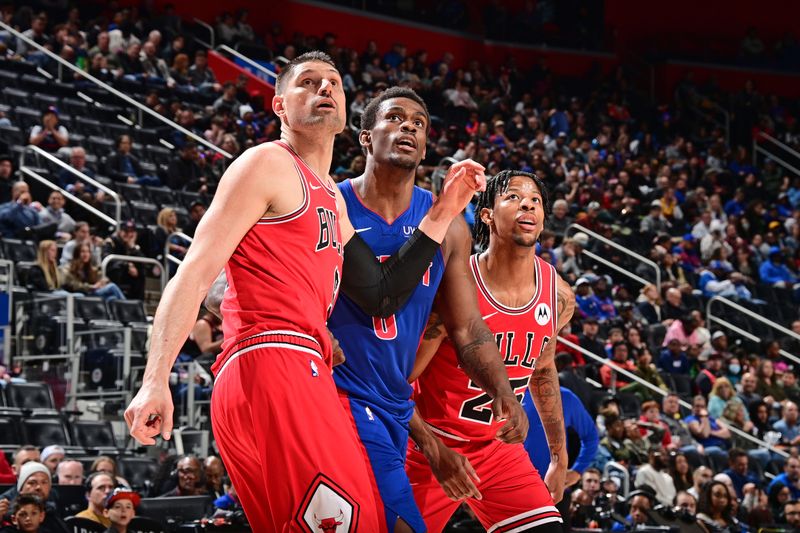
[161,405,174,441]
[474,172,487,192]
[464,458,481,484]
[457,159,485,173]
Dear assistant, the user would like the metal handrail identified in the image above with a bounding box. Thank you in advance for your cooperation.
[0,20,232,160]
[20,167,118,230]
[193,18,215,49]
[706,295,800,362]
[101,254,168,292]
[557,336,789,457]
[603,461,630,498]
[754,131,800,177]
[163,231,193,271]
[216,44,277,81]
[566,223,661,291]
[26,145,122,224]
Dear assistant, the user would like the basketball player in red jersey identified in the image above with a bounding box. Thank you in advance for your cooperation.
[406,170,576,532]
[124,51,485,532]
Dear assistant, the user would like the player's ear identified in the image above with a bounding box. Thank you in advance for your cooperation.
[272,94,285,118]
[358,130,371,152]
[480,207,493,226]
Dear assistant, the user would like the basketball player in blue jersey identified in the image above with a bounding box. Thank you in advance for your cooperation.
[328,86,529,533]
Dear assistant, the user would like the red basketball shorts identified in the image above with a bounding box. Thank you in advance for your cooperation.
[406,436,561,533]
[211,332,380,532]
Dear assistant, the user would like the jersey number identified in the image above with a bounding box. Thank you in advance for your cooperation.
[458,376,531,425]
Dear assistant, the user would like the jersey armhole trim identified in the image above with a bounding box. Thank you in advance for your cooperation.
[257,158,310,225]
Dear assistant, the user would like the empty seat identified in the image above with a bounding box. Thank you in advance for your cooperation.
[145,187,175,207]
[22,418,70,448]
[129,201,158,225]
[5,382,56,412]
[72,420,118,452]
[0,70,18,88]
[0,412,23,446]
[110,300,149,325]
[118,456,159,494]
[75,297,111,322]
[0,87,30,108]
[32,92,59,109]
[116,183,148,203]
[0,125,25,145]
[19,74,48,93]
[11,106,40,130]
[60,97,89,116]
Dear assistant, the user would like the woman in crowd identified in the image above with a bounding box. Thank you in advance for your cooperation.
[61,243,126,301]
[708,377,750,422]
[151,207,189,264]
[90,456,130,488]
[636,283,662,325]
[32,240,68,294]
[668,451,693,492]
[756,358,786,403]
[696,480,742,533]
[60,221,102,266]
[767,482,790,523]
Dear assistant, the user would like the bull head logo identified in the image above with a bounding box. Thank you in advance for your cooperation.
[313,509,344,532]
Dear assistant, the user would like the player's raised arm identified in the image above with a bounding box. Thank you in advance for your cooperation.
[338,159,486,318]
[124,144,296,445]
[529,276,576,504]
[434,216,529,443]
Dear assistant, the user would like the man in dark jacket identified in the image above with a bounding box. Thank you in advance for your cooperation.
[102,220,157,299]
[166,141,211,192]
[104,135,161,186]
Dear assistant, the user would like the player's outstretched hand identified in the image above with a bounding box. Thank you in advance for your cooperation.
[434,159,486,220]
[125,384,174,445]
[429,440,482,501]
[543,462,567,504]
[492,393,529,444]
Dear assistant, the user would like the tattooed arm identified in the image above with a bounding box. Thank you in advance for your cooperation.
[530,275,575,504]
[434,217,527,442]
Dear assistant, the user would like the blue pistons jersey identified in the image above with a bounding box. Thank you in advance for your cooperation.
[330,180,445,417]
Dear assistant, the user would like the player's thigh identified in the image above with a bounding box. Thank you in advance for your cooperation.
[467,442,562,532]
[343,396,426,532]
[405,442,462,533]
[215,348,380,532]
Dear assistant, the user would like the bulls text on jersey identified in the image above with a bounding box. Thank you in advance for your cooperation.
[494,331,551,369]
[316,207,342,254]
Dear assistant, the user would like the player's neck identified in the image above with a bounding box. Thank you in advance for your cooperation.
[280,130,334,180]
[481,243,537,295]
[353,160,415,223]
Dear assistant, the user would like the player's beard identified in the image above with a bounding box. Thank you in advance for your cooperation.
[387,152,418,171]
[511,232,538,248]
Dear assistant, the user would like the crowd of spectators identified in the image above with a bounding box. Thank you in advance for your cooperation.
[0,2,799,532]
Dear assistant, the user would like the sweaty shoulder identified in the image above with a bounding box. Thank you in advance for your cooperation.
[222,142,305,219]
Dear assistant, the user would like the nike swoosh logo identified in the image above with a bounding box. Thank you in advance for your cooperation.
[481,312,499,321]
[308,183,322,190]
[355,227,372,233]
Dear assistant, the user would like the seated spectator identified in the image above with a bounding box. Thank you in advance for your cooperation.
[767,456,800,501]
[188,50,221,95]
[75,472,116,527]
[610,489,656,531]
[166,141,211,192]
[600,341,636,389]
[574,276,603,321]
[37,191,75,242]
[60,222,102,266]
[686,395,730,458]
[159,456,208,497]
[61,243,126,301]
[757,359,786,403]
[57,147,104,204]
[549,199,573,237]
[104,135,161,186]
[783,367,800,405]
[599,414,638,466]
[30,241,68,295]
[28,107,68,154]
[657,338,691,375]
[184,201,207,238]
[738,372,763,410]
[38,447,63,477]
[634,447,676,507]
[662,313,704,351]
[55,460,83,486]
[636,283,662,325]
[139,40,173,86]
[709,377,748,421]
[578,317,605,361]
[660,287,685,324]
[591,275,618,322]
[760,246,799,292]
[7,493,46,533]
[699,260,754,300]
[204,457,226,499]
[169,53,191,88]
[723,448,759,499]
[695,352,725,397]
[773,401,800,446]
[639,400,672,447]
[786,500,800,529]
[151,208,189,262]
[117,42,144,81]
[767,482,791,522]
[668,452,693,492]
[89,457,128,489]
[640,200,670,236]
[0,182,41,238]
[103,488,140,533]
[0,462,67,533]
[102,221,153,300]
[696,480,741,533]
[0,154,15,204]
[212,82,240,115]
[687,466,713,501]
[660,394,703,454]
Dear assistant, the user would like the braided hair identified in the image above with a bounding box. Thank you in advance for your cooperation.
[473,169,550,250]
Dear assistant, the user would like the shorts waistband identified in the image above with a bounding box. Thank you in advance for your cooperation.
[215,330,324,378]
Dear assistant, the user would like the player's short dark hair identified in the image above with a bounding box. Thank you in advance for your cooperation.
[275,51,336,95]
[13,493,45,514]
[360,86,430,132]
[473,170,550,250]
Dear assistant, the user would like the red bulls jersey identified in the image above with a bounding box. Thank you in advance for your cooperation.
[414,253,559,442]
[212,141,343,375]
